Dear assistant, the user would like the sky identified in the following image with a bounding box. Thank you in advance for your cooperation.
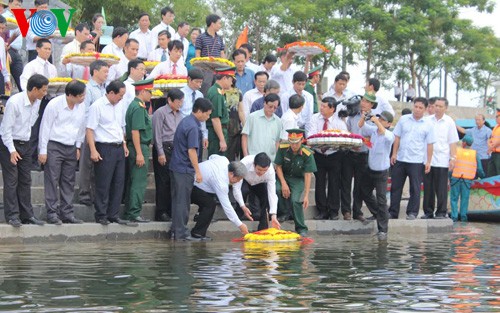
[321,1,500,110]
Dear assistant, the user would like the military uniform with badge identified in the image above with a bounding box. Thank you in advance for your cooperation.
[274,129,317,236]
[124,79,153,222]
[305,65,321,114]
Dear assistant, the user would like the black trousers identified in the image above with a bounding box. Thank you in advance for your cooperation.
[152,142,173,220]
[423,166,449,217]
[93,142,126,221]
[340,150,353,215]
[388,161,424,218]
[190,186,218,236]
[314,152,342,218]
[233,180,270,230]
[8,49,23,92]
[30,95,52,166]
[366,169,390,233]
[0,137,35,221]
[350,152,377,218]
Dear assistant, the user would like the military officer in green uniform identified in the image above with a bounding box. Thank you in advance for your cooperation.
[274,129,317,236]
[305,65,321,113]
[123,79,154,222]
[206,66,236,157]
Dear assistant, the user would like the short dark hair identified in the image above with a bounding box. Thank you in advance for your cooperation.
[339,71,350,80]
[401,108,412,115]
[0,16,6,24]
[158,30,171,39]
[125,38,139,47]
[26,74,49,91]
[80,40,94,51]
[36,38,51,49]
[435,97,449,107]
[335,74,348,82]
[75,22,89,33]
[193,98,213,113]
[106,80,126,94]
[188,68,204,80]
[254,71,269,81]
[367,78,380,92]
[65,80,86,97]
[206,14,221,28]
[413,97,429,108]
[34,0,48,6]
[90,60,109,76]
[263,54,277,64]
[191,27,201,35]
[264,93,280,105]
[127,59,144,73]
[289,94,305,109]
[138,12,149,20]
[292,71,307,83]
[168,40,184,52]
[167,88,184,102]
[240,43,253,53]
[161,6,174,16]
[177,21,189,29]
[322,97,337,110]
[232,49,247,60]
[428,97,438,105]
[112,27,128,39]
[254,152,271,168]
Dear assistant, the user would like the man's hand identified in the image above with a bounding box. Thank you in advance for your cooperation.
[239,223,249,235]
[76,149,80,161]
[38,154,47,165]
[124,145,129,157]
[90,150,102,162]
[5,81,11,92]
[425,162,431,174]
[271,215,281,229]
[219,139,227,152]
[203,138,208,149]
[281,182,290,199]
[449,159,455,171]
[195,170,202,183]
[303,195,309,209]
[390,155,397,165]
[10,151,21,165]
[158,155,167,166]
[136,153,145,167]
[241,206,254,221]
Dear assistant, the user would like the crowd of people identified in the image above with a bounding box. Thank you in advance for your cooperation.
[0,2,494,242]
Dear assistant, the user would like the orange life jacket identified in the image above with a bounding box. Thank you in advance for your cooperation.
[452,147,477,180]
[492,125,500,152]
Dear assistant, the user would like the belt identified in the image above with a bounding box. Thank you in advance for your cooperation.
[96,142,123,147]
[13,140,29,145]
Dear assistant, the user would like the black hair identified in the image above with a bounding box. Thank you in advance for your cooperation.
[401,108,412,115]
[92,13,103,24]
[34,0,48,6]
[138,12,149,20]
[177,21,189,29]
[75,22,89,33]
[263,54,277,64]
[240,43,253,53]
[428,97,438,105]
[322,96,337,110]
[167,88,184,102]
[188,68,204,80]
[191,27,201,35]
[254,71,269,80]
[158,30,171,39]
[80,40,94,51]
[112,27,128,39]
[161,6,174,16]
[36,38,51,49]
[206,14,221,28]
[335,74,348,82]
[264,93,280,105]
[339,70,350,80]
[0,16,6,24]
[367,78,380,92]
[232,49,247,60]
[65,80,86,97]
[106,80,126,94]
[125,38,139,47]
[168,39,184,52]
[193,98,213,113]
[254,152,271,168]
[435,96,449,107]
[26,74,49,91]
[127,59,144,73]
[413,97,429,108]
[292,71,307,83]
[90,60,109,76]
[289,94,305,109]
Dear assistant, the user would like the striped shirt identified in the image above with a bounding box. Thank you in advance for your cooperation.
[195,32,225,57]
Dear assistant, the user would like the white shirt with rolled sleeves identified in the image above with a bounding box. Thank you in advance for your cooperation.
[146,58,187,79]
[107,57,130,83]
[232,155,278,215]
[86,95,126,143]
[371,94,395,116]
[427,114,459,167]
[269,65,294,95]
[194,155,243,228]
[280,89,314,128]
[280,109,300,140]
[20,57,57,91]
[59,39,82,68]
[393,114,436,164]
[38,95,86,154]
[306,113,348,155]
[130,28,156,59]
[0,92,40,153]
[101,42,125,60]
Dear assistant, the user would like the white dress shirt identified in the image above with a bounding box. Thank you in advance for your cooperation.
[245,61,261,73]
[20,57,57,91]
[270,65,294,95]
[151,22,175,48]
[120,77,137,119]
[101,42,125,60]
[59,39,82,67]
[107,57,130,82]
[0,38,10,83]
[87,95,125,143]
[280,109,300,140]
[39,95,86,153]
[130,28,155,59]
[148,47,169,61]
[180,85,208,139]
[306,112,348,155]
[280,89,314,128]
[427,114,459,167]
[171,32,189,62]
[242,88,264,122]
[232,155,278,215]
[0,92,40,153]
[146,58,187,79]
[371,94,395,116]
[194,155,243,227]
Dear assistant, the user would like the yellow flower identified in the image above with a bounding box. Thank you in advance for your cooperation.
[190,57,235,67]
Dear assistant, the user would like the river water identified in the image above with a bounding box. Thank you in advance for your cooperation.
[0,223,498,312]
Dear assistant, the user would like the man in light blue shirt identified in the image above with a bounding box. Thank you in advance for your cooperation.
[389,97,435,220]
[233,49,255,95]
[456,113,492,173]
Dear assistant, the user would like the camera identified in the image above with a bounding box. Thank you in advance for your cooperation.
[364,112,374,121]
[337,95,362,118]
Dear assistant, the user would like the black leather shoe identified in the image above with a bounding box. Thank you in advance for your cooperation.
[354,215,366,222]
[191,233,213,241]
[8,218,22,227]
[62,217,83,224]
[421,214,434,219]
[314,213,329,220]
[109,218,138,226]
[131,216,150,223]
[96,218,109,225]
[158,213,171,222]
[47,217,63,225]
[22,216,45,225]
[330,215,339,220]
[277,215,291,223]
[79,199,93,206]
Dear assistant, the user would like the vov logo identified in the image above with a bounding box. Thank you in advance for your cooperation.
[11,8,76,38]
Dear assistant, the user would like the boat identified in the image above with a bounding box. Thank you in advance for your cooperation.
[468,175,500,222]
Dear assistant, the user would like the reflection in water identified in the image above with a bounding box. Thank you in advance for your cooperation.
[0,224,497,312]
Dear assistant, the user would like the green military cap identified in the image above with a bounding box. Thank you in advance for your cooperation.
[132,78,154,91]
[308,65,321,78]
[287,128,305,144]
[215,66,236,77]
[363,91,377,104]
